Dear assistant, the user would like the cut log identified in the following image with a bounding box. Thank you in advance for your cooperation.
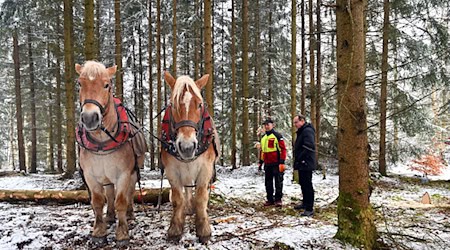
[0,188,170,205]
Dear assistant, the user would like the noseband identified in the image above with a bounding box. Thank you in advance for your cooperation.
[82,98,108,115]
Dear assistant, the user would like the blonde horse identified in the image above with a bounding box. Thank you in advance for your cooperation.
[161,72,219,244]
[75,61,147,246]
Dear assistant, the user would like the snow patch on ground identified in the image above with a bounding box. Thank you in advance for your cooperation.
[0,164,449,249]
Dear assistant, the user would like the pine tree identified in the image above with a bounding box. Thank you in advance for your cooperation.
[241,0,250,166]
[114,0,123,101]
[84,0,95,60]
[63,0,76,179]
[335,0,377,247]
[204,0,214,116]
[290,0,297,143]
[27,24,37,173]
[379,0,389,176]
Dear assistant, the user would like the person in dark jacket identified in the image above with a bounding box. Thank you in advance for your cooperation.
[259,118,287,207]
[293,115,316,216]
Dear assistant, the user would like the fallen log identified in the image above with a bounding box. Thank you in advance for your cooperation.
[0,188,170,205]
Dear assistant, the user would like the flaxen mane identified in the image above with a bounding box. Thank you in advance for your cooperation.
[80,61,106,80]
[171,76,203,114]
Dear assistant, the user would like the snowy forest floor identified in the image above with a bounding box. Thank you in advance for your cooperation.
[0,164,449,250]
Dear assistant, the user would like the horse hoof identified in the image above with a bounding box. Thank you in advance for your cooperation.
[91,236,107,246]
[116,239,130,247]
[198,235,211,244]
[167,234,182,243]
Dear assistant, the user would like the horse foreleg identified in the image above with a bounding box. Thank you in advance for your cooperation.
[168,186,185,242]
[90,186,107,240]
[194,184,211,244]
[127,172,137,220]
[184,187,194,215]
[114,175,132,244]
[105,185,116,224]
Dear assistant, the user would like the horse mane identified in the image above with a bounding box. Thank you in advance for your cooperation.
[80,61,106,81]
[172,76,203,113]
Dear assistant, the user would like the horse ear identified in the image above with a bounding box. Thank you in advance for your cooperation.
[164,71,176,89]
[107,65,117,77]
[75,64,83,75]
[195,74,209,89]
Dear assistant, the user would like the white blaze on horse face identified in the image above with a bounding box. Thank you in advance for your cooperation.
[182,90,193,118]
[81,104,103,131]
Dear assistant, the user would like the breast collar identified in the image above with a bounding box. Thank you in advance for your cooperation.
[76,97,131,152]
[160,104,216,162]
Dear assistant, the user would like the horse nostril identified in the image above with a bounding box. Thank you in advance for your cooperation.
[93,113,99,123]
[81,115,85,124]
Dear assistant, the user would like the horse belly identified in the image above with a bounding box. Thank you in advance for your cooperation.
[80,149,134,185]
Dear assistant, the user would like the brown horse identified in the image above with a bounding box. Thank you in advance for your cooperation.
[75,61,147,246]
[161,72,219,244]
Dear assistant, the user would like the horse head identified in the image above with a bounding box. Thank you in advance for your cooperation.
[164,71,209,160]
[75,61,116,131]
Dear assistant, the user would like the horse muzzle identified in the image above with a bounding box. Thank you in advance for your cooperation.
[81,110,102,131]
[176,139,198,160]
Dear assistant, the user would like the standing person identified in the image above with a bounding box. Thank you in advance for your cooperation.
[293,115,316,216]
[259,118,287,207]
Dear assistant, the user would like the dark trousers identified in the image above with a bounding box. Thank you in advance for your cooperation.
[299,170,314,211]
[264,164,284,202]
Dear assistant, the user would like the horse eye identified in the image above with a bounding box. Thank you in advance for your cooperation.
[104,84,109,89]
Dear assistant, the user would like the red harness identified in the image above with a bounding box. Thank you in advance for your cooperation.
[161,104,216,161]
[76,98,131,152]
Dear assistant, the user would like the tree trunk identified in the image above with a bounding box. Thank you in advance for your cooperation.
[230,0,237,169]
[194,0,201,80]
[156,0,162,169]
[0,188,170,205]
[290,0,297,144]
[300,0,306,115]
[241,0,250,166]
[138,24,144,123]
[55,11,63,173]
[95,0,101,60]
[84,0,95,60]
[379,0,390,176]
[114,0,123,101]
[63,0,76,179]
[148,0,155,170]
[335,0,378,248]
[13,30,26,173]
[308,0,316,128]
[316,0,323,177]
[27,25,37,174]
[251,0,260,158]
[266,1,273,117]
[47,42,55,173]
[204,0,214,117]
[172,0,177,77]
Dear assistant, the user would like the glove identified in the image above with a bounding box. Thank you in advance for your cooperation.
[258,163,262,171]
[279,164,286,173]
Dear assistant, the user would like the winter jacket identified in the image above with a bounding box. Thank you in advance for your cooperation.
[259,129,287,166]
[294,123,316,171]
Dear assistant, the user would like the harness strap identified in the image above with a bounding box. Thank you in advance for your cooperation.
[82,99,107,115]
[100,126,119,143]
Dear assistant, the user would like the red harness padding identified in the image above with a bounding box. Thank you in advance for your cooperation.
[76,97,131,152]
[161,104,216,160]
